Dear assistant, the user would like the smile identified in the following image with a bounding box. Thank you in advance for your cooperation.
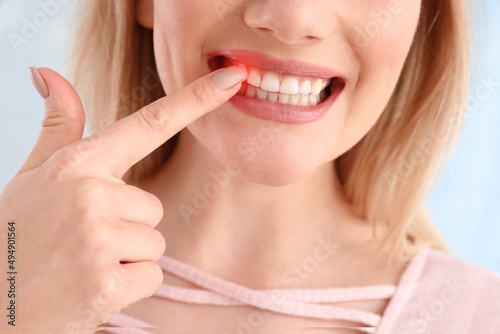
[207,49,345,124]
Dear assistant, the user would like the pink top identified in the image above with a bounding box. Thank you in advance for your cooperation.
[101,247,500,333]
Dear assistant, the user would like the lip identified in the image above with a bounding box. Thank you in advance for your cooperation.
[206,49,343,80]
[206,49,346,125]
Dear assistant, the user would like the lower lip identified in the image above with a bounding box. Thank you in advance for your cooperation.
[227,85,343,125]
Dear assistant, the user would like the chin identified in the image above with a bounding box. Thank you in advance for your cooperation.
[186,98,341,188]
[217,146,324,187]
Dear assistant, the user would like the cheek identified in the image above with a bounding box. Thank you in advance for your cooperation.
[354,2,421,73]
[337,1,421,149]
[152,1,217,94]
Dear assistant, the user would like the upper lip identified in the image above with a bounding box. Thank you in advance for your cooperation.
[206,49,344,81]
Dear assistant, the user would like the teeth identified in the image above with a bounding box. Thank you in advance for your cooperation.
[322,79,331,90]
[278,93,290,104]
[256,87,268,100]
[289,94,300,105]
[247,71,261,87]
[268,92,279,103]
[299,80,312,95]
[243,84,322,106]
[309,95,318,107]
[311,79,323,95]
[279,76,299,94]
[246,85,257,98]
[240,67,333,107]
[260,73,280,92]
[246,68,330,95]
[299,95,309,107]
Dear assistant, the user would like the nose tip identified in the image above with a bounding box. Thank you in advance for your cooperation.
[254,27,320,45]
[244,0,334,45]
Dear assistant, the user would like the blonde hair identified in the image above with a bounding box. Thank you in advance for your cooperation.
[70,0,470,261]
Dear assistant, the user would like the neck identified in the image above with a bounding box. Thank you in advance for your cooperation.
[137,129,379,288]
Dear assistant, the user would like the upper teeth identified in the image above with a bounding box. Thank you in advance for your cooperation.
[247,68,331,95]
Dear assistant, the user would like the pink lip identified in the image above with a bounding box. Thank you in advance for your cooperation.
[206,49,346,125]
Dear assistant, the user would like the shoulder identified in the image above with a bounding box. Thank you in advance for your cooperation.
[420,249,500,308]
[389,248,500,334]
[423,248,500,286]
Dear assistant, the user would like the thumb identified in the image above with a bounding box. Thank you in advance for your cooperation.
[15,67,86,177]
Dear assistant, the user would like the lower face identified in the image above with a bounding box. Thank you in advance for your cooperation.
[151,0,422,186]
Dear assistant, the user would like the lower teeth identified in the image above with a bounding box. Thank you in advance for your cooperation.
[239,85,328,107]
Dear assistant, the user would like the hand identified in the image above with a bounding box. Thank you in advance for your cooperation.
[0,65,246,333]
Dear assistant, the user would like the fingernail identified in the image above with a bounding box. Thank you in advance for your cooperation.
[28,67,49,99]
[211,65,247,90]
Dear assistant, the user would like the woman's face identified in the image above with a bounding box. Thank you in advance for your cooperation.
[137,0,421,186]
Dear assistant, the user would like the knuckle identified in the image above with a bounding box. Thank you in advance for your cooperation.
[92,224,113,250]
[42,104,85,133]
[188,80,212,107]
[51,146,85,170]
[74,180,107,220]
[136,103,171,134]
[135,262,163,299]
[42,105,66,128]
[146,263,164,293]
[149,194,164,224]
[149,228,166,258]
[48,137,98,175]
[91,270,118,304]
[42,148,83,184]
[83,130,105,150]
[79,220,112,254]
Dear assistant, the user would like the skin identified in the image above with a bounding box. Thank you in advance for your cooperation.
[0,66,246,333]
[133,0,422,288]
[0,0,423,332]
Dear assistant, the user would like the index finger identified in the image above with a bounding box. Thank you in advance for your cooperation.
[80,65,246,179]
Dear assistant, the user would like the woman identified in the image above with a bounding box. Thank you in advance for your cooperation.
[1,0,499,333]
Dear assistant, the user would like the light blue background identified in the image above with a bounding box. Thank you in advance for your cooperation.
[1,1,499,273]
